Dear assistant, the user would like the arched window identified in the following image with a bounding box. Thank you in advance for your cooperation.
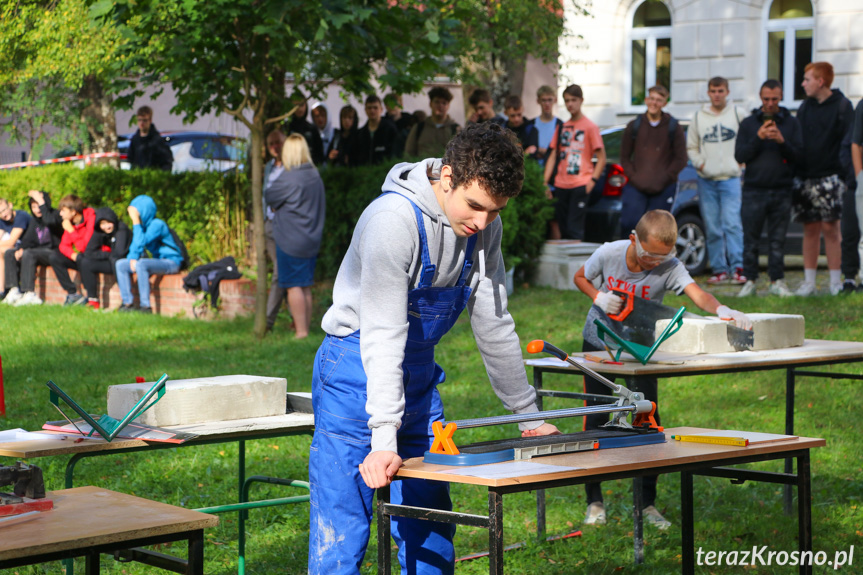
[627,0,672,106]
[762,0,814,105]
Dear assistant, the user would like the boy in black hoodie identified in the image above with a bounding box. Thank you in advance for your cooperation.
[2,190,63,306]
[78,207,130,309]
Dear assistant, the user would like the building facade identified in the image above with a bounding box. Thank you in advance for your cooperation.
[558,0,863,128]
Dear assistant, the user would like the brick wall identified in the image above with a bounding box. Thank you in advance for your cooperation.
[33,266,256,319]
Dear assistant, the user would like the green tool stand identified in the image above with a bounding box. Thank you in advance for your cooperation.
[595,306,686,365]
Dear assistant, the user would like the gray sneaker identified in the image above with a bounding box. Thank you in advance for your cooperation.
[769,279,794,297]
[584,502,606,525]
[795,282,816,297]
[643,505,671,530]
[64,293,86,306]
[737,280,757,297]
[2,287,23,305]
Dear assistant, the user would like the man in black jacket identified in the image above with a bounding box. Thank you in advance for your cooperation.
[735,80,803,298]
[794,62,854,296]
[2,190,63,305]
[348,95,397,167]
[77,207,131,309]
[288,93,325,166]
[127,106,173,171]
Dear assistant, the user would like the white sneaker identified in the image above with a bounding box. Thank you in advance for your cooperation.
[829,282,843,296]
[769,279,794,297]
[795,282,816,296]
[14,291,43,306]
[737,280,757,297]
[2,287,23,304]
[584,502,606,525]
[643,505,671,530]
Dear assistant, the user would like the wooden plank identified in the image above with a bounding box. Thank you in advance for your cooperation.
[0,486,218,561]
[526,339,863,377]
[396,427,825,487]
[0,413,315,458]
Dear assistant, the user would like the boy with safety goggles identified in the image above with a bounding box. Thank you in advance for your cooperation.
[572,209,750,530]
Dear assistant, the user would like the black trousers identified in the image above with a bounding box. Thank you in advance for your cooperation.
[552,185,588,240]
[840,182,860,280]
[48,250,80,295]
[77,256,114,299]
[582,340,660,507]
[741,188,793,282]
[4,247,53,293]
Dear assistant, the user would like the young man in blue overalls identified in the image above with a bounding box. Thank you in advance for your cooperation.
[309,123,559,574]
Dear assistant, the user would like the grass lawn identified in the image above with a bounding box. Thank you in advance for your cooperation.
[1,285,861,574]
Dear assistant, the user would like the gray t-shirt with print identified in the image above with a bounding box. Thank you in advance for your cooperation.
[582,239,695,347]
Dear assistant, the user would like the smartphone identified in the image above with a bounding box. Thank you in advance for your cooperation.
[762,113,774,124]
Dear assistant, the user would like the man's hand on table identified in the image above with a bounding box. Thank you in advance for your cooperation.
[521,422,561,437]
[359,450,403,488]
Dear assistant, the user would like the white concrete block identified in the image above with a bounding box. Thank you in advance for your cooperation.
[657,317,735,354]
[674,25,699,59]
[816,16,848,52]
[533,241,600,291]
[851,15,863,50]
[107,375,288,427]
[709,58,745,81]
[674,59,711,83]
[656,313,805,354]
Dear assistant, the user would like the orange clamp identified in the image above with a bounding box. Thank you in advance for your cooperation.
[632,401,663,432]
[429,421,460,455]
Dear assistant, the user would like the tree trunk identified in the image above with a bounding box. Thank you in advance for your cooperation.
[249,116,268,339]
[78,75,118,166]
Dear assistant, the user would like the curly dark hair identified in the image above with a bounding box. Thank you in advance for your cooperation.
[442,123,524,199]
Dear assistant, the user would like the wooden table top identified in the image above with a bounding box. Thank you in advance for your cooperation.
[0,486,219,561]
[396,427,825,488]
[525,339,863,376]
[0,412,315,459]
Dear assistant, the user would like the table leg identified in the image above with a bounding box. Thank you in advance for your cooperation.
[377,485,391,575]
[488,490,504,575]
[681,471,694,575]
[784,368,795,514]
[797,451,812,575]
[189,529,205,575]
[85,552,100,575]
[238,440,246,575]
[632,477,644,565]
[533,368,546,539]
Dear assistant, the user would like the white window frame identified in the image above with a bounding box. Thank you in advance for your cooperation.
[760,1,815,108]
[624,0,673,113]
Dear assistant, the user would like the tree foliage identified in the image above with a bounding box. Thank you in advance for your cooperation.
[0,0,128,157]
[97,0,572,337]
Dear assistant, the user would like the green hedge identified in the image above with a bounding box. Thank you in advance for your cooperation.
[0,160,553,280]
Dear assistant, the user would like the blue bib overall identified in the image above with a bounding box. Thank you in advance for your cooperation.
[309,194,477,574]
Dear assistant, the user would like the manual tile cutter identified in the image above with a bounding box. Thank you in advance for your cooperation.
[424,340,664,466]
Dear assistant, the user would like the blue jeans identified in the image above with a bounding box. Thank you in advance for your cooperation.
[619,183,676,239]
[698,176,743,274]
[115,258,180,307]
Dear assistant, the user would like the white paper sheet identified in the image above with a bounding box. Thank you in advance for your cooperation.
[0,428,99,443]
[439,460,581,479]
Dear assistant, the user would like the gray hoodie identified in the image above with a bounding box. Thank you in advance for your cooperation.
[321,158,542,453]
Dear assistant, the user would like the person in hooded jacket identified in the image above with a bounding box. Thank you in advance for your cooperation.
[49,194,96,306]
[77,207,131,309]
[2,190,63,306]
[326,105,358,167]
[114,195,183,313]
[307,123,558,574]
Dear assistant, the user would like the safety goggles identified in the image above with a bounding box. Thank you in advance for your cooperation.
[632,231,676,264]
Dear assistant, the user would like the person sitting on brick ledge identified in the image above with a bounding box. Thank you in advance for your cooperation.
[78,207,131,309]
[48,194,95,306]
[114,195,183,314]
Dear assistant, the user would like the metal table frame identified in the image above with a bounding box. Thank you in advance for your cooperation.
[530,352,863,522]
[377,447,814,575]
[0,529,207,575]
[3,421,313,575]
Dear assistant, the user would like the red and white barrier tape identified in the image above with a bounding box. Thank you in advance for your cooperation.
[0,152,126,170]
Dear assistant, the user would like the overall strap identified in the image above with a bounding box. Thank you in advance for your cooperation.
[456,235,478,287]
[378,191,436,287]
